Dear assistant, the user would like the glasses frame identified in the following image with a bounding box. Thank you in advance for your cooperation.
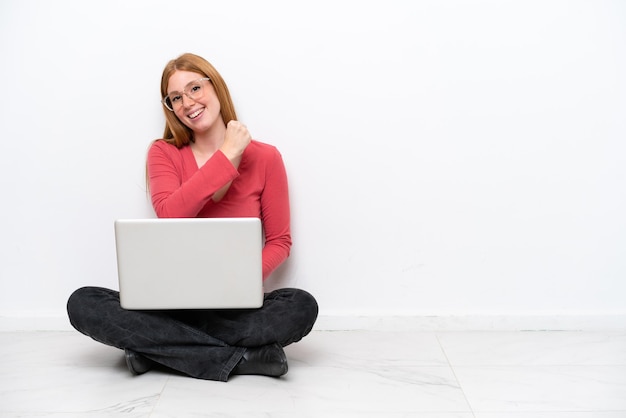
[162,77,211,111]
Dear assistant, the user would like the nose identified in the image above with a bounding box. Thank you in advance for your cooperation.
[181,93,196,107]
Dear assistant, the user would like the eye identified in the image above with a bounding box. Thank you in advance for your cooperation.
[190,84,202,94]
[170,94,182,103]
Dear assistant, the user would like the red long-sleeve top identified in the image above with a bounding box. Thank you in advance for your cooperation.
[147,139,291,280]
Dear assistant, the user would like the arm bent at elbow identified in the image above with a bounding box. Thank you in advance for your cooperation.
[147,141,239,218]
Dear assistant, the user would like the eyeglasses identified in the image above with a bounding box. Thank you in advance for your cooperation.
[162,77,211,111]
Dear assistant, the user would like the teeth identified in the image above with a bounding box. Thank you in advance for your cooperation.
[189,109,203,119]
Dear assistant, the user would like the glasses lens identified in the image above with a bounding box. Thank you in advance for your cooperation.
[163,96,173,111]
[187,81,204,100]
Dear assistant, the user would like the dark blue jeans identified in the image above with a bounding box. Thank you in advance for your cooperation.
[67,286,318,381]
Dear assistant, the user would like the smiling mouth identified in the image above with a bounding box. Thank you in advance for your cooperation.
[188,108,204,119]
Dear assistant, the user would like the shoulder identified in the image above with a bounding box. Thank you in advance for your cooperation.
[244,140,287,180]
[248,139,279,154]
[246,139,283,162]
[149,139,181,154]
[148,139,187,160]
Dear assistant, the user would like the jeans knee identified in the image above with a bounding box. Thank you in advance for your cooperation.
[67,286,91,331]
[66,286,114,333]
[275,288,318,331]
[296,289,319,326]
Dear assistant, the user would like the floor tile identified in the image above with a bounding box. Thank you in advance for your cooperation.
[437,331,626,366]
[474,413,626,418]
[0,332,168,417]
[286,330,450,367]
[151,413,475,418]
[0,364,167,416]
[151,365,471,417]
[455,365,626,412]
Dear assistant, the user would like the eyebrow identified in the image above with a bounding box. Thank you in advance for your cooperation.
[166,88,183,96]
[167,80,200,96]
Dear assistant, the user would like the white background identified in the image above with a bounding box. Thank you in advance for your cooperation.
[1,0,625,326]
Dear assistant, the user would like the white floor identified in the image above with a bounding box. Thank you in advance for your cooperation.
[1,330,626,417]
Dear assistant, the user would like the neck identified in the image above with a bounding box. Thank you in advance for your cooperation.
[191,120,226,155]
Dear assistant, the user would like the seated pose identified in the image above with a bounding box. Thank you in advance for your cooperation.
[67,53,318,381]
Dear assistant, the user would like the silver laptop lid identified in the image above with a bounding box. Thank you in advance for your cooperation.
[115,218,263,310]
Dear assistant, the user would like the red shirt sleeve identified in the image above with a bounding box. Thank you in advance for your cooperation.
[260,148,292,279]
[147,141,239,218]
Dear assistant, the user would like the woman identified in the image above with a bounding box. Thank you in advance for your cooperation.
[67,53,318,381]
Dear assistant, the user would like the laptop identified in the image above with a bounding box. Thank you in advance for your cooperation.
[114,218,264,310]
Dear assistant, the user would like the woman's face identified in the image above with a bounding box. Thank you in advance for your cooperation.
[166,70,223,135]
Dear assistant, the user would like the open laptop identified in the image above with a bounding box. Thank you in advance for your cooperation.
[114,218,264,310]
